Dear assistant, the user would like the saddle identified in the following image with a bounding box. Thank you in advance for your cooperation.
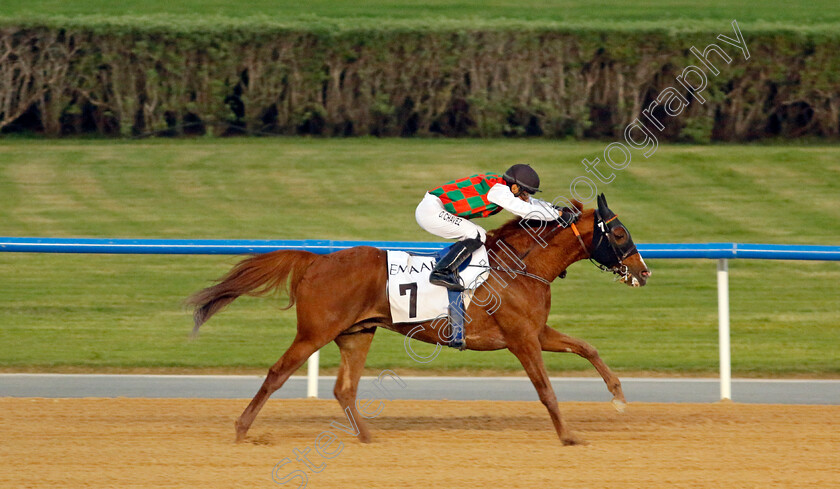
[386,245,490,350]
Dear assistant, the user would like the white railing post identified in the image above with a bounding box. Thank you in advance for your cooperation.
[307,350,319,398]
[717,259,732,400]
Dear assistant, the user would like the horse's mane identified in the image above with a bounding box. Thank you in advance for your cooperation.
[484,200,587,254]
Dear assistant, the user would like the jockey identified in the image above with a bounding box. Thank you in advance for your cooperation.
[416,164,560,291]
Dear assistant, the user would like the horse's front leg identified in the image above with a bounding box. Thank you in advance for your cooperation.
[508,337,584,446]
[538,325,626,411]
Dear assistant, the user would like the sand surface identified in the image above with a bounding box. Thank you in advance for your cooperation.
[2,398,838,488]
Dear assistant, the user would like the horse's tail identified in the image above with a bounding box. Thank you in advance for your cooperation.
[186,250,318,335]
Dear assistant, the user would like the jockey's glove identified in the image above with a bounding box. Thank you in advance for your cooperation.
[553,206,581,227]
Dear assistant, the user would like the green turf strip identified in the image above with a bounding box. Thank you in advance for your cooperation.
[1,0,840,24]
[0,139,838,375]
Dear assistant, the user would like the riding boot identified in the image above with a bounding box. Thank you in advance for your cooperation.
[429,237,483,291]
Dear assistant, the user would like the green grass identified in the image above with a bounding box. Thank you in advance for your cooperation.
[1,0,839,23]
[0,139,838,376]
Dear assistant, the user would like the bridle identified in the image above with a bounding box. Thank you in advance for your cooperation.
[572,210,637,280]
[519,207,636,280]
[474,207,638,285]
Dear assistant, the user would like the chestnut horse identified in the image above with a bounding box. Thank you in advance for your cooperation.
[188,194,650,445]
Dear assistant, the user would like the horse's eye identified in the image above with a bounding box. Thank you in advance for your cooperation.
[612,227,627,242]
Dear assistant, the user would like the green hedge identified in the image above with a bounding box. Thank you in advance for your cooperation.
[1,16,839,140]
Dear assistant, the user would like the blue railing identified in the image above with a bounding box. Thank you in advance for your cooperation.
[1,237,839,261]
[1,235,838,401]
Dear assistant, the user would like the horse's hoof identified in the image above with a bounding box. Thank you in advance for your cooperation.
[234,420,248,443]
[611,398,627,413]
[561,434,587,446]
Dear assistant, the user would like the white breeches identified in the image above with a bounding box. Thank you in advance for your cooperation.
[415,192,487,243]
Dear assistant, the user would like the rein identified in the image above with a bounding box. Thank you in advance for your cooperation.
[569,221,588,254]
[517,221,566,261]
[478,215,573,285]
[480,207,635,286]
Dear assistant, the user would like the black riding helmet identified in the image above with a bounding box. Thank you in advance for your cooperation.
[503,164,541,195]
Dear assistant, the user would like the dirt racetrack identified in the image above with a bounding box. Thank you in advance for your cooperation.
[2,398,838,488]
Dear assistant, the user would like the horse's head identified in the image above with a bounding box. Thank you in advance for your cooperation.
[485,194,651,286]
[588,194,650,287]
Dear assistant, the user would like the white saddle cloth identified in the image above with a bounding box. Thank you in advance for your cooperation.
[386,247,490,324]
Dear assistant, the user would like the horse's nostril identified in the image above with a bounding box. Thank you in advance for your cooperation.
[641,270,650,277]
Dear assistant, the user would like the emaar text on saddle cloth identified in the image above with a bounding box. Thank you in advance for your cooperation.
[388,261,434,275]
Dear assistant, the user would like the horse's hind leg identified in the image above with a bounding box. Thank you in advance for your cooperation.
[333,327,377,443]
[235,334,321,442]
[539,326,626,410]
[508,337,584,446]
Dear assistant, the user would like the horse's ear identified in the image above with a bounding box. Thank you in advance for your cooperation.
[597,193,609,214]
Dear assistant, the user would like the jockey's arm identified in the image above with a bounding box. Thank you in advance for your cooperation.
[486,183,560,221]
